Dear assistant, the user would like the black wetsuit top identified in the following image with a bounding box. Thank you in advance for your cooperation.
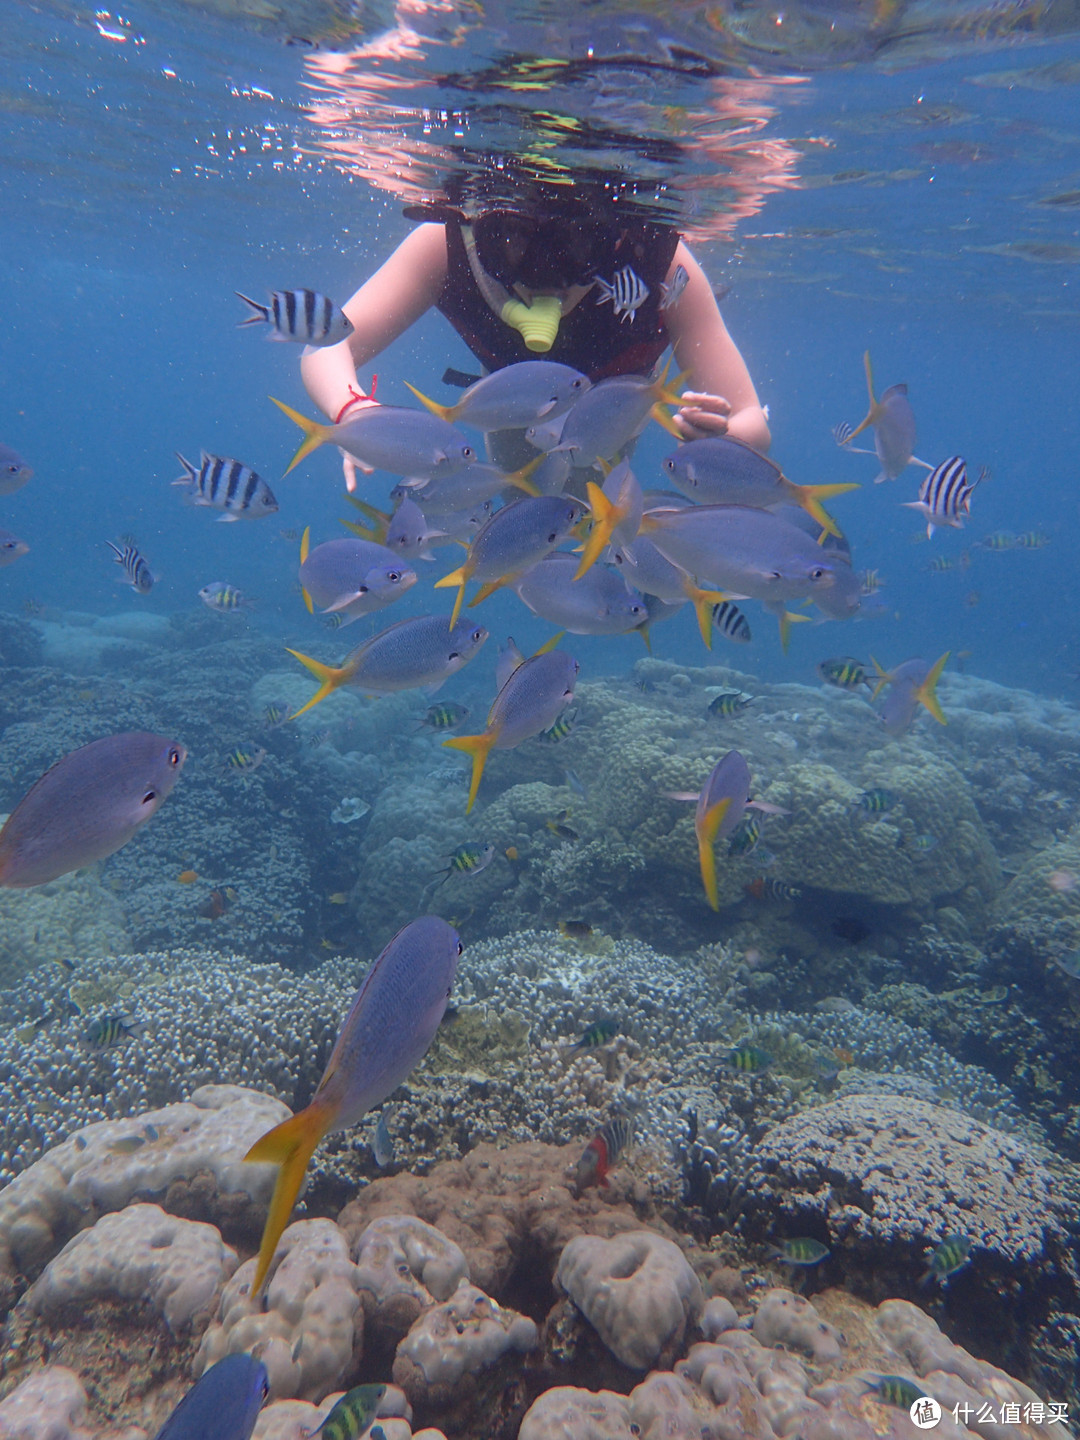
[436,222,681,382]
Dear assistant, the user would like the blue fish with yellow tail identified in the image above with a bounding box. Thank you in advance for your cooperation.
[834,350,931,484]
[443,650,579,814]
[576,460,644,578]
[871,653,949,736]
[153,1354,268,1440]
[244,916,461,1294]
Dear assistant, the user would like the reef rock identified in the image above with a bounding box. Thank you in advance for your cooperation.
[197,1219,362,1402]
[555,1231,704,1371]
[352,1215,470,1348]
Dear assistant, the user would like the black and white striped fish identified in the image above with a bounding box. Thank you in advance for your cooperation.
[106,540,154,594]
[173,453,279,522]
[903,455,981,538]
[594,266,650,323]
[659,263,689,310]
[832,421,855,446]
[712,600,752,644]
[235,289,353,347]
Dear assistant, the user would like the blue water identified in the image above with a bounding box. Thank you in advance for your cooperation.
[3,0,1079,692]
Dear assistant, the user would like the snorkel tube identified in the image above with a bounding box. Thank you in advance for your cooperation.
[460,223,564,353]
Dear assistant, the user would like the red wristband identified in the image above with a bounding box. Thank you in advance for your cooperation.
[333,375,379,426]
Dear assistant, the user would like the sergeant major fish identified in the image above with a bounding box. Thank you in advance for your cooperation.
[432,843,496,887]
[107,541,154,595]
[235,289,353,346]
[199,582,251,613]
[309,1383,388,1440]
[174,453,279,521]
[594,265,650,322]
[243,915,461,1294]
[904,455,983,537]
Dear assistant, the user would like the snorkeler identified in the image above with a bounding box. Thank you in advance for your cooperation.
[299,174,770,486]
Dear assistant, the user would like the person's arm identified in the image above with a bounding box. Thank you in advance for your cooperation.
[665,241,771,453]
[300,222,449,422]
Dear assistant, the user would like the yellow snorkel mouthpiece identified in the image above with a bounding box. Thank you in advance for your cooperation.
[501,295,562,353]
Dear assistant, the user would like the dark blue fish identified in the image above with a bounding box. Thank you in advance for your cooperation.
[153,1354,268,1440]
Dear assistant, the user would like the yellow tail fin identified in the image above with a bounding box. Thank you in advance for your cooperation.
[684,582,732,649]
[244,1101,334,1295]
[869,655,893,702]
[270,397,334,475]
[844,351,879,443]
[916,651,950,725]
[575,482,622,580]
[434,565,470,627]
[777,610,813,654]
[339,518,382,542]
[298,527,314,614]
[696,796,733,911]
[506,454,543,497]
[403,380,456,424]
[788,482,859,539]
[443,730,499,814]
[285,648,353,718]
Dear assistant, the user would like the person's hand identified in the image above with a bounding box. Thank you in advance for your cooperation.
[334,396,379,492]
[672,390,732,440]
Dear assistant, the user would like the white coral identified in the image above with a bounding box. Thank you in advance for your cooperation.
[26,1203,236,1331]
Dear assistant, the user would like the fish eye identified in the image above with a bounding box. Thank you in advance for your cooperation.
[4,465,17,475]
[471,628,484,642]
[463,446,476,461]
[387,571,402,582]
[810,567,827,581]
[142,789,157,805]
[768,570,782,581]
[168,748,183,766]
[456,942,464,956]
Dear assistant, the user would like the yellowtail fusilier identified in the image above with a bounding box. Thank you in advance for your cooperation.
[444,650,580,813]
[0,529,28,566]
[611,537,729,648]
[0,442,33,495]
[872,653,949,736]
[173,453,279,521]
[298,532,416,624]
[0,732,186,887]
[833,351,931,483]
[244,915,461,1294]
[382,497,447,562]
[398,457,542,514]
[235,289,353,346]
[641,504,862,647]
[405,359,590,431]
[513,553,648,636]
[904,455,983,538]
[107,541,154,595]
[434,494,585,627]
[286,614,489,718]
[576,460,644,577]
[662,435,857,539]
[153,1353,268,1440]
[533,362,685,471]
[669,750,752,911]
[271,398,477,481]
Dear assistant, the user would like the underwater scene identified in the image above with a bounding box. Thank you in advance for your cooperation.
[5,0,1080,1436]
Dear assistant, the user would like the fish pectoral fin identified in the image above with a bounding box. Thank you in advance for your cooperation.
[244,1101,335,1296]
[270,396,333,475]
[403,380,456,424]
[917,652,950,725]
[323,592,366,614]
[443,730,499,814]
[285,649,353,718]
[788,482,859,538]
